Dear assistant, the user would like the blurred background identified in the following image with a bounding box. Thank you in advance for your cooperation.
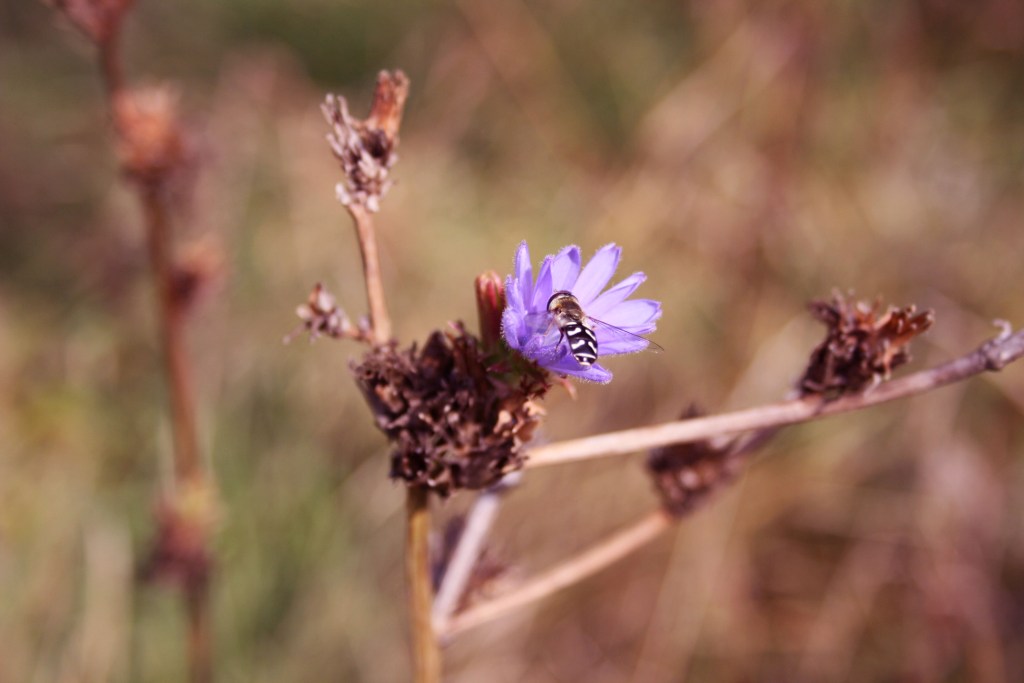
[3,0,1024,680]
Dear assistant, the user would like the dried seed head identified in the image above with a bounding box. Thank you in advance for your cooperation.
[288,283,369,343]
[647,406,744,517]
[113,85,190,187]
[352,326,546,497]
[799,292,934,397]
[51,0,134,44]
[322,70,410,213]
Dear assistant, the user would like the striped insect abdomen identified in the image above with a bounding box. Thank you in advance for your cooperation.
[564,321,599,367]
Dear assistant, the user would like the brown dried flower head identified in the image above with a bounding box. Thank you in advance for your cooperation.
[113,85,189,186]
[322,70,410,213]
[52,0,134,44]
[799,292,934,397]
[647,407,744,517]
[352,325,546,497]
[288,283,370,343]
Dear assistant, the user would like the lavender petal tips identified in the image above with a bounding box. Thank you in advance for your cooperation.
[501,241,661,383]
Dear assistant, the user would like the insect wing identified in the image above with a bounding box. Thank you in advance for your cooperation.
[586,316,663,354]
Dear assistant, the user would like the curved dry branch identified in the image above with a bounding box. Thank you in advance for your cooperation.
[527,326,1024,470]
[440,509,674,640]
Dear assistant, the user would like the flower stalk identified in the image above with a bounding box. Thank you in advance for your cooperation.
[407,486,441,682]
[348,202,391,344]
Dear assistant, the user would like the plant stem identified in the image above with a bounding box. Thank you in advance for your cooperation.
[347,204,391,344]
[345,200,435,676]
[526,327,1024,470]
[141,187,202,484]
[185,579,212,683]
[440,509,673,639]
[97,34,125,104]
[141,186,210,683]
[407,486,441,682]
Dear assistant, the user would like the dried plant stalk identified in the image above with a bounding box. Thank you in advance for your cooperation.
[322,70,410,345]
[349,203,392,344]
[432,473,520,629]
[527,326,1024,469]
[51,3,215,680]
[441,325,1023,638]
[141,186,201,482]
[440,509,674,639]
[322,72,441,681]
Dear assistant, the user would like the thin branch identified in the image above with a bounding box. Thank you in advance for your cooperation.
[346,203,391,344]
[407,487,441,682]
[526,326,1024,470]
[440,508,674,640]
[432,473,521,631]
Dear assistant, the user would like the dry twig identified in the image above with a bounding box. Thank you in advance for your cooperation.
[439,509,674,639]
[526,325,1024,470]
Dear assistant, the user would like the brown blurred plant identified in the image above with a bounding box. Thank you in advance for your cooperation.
[139,480,219,591]
[113,84,192,187]
[171,236,224,312]
[50,0,133,45]
[51,1,216,681]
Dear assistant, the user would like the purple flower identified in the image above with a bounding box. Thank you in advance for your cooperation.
[501,241,661,383]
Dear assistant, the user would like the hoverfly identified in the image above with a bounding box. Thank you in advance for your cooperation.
[546,290,662,368]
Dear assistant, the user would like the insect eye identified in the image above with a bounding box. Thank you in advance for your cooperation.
[547,290,572,311]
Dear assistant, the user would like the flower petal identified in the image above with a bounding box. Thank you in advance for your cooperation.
[545,355,613,383]
[501,279,529,349]
[573,243,620,306]
[501,311,523,349]
[597,298,662,331]
[549,245,581,293]
[514,241,533,307]
[531,255,555,312]
[501,241,659,384]
[587,272,647,318]
[597,335,650,355]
